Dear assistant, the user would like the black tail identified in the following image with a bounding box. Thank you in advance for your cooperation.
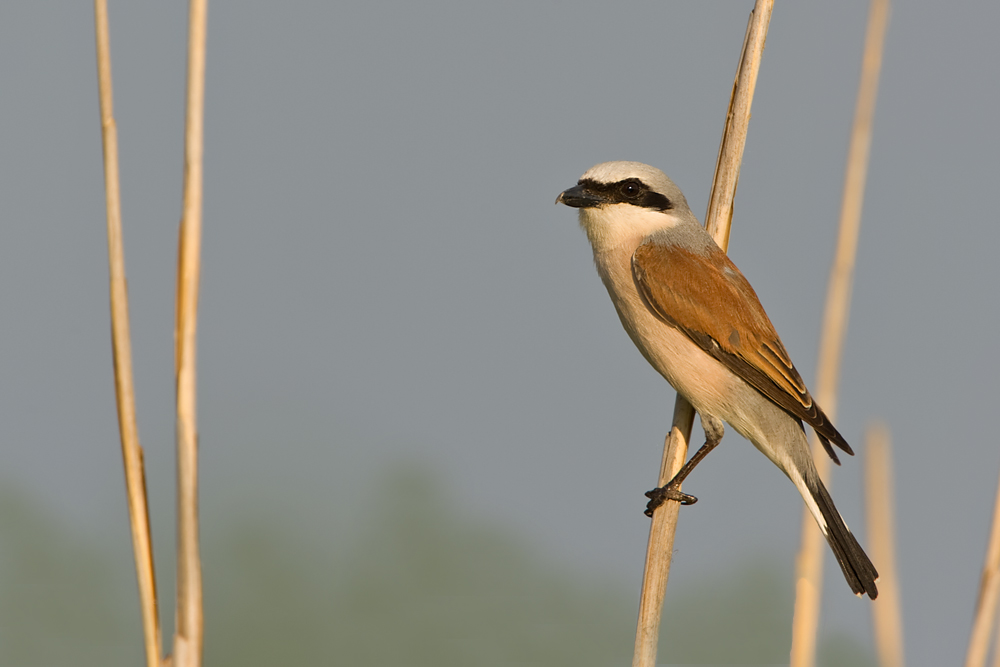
[808,474,879,599]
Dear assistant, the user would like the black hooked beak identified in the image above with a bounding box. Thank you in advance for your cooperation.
[555,183,603,208]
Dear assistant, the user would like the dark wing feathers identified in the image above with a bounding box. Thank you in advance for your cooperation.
[631,240,852,462]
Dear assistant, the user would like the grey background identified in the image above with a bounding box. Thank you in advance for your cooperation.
[1,1,998,665]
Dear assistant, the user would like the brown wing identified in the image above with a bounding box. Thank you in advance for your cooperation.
[631,239,852,462]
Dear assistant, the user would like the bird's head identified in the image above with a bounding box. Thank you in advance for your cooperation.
[556,161,698,251]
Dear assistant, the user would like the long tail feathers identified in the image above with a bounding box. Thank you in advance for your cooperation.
[806,474,879,599]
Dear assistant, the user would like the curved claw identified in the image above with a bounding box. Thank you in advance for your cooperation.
[644,485,698,516]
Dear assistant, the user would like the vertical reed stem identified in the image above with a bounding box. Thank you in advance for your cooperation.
[94,3,163,666]
[789,0,889,663]
[173,1,208,665]
[865,423,904,667]
[631,3,773,665]
[632,402,695,667]
[965,465,1000,667]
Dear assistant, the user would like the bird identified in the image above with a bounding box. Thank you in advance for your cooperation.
[556,160,878,599]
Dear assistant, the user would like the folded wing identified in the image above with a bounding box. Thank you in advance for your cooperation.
[631,238,852,463]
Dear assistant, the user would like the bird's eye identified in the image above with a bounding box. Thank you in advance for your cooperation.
[621,182,641,198]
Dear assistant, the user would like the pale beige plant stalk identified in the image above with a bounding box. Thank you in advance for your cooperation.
[631,401,695,667]
[788,0,890,664]
[94,2,163,666]
[173,1,208,665]
[993,594,1000,667]
[965,466,1000,667]
[865,423,905,667]
[631,3,773,666]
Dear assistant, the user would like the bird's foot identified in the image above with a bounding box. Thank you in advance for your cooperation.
[644,483,697,516]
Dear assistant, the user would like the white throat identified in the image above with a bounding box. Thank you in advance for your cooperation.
[578,204,681,254]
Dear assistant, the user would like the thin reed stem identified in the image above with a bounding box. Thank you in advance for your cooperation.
[631,402,695,667]
[865,423,904,667]
[173,1,208,665]
[992,601,1000,667]
[789,0,889,664]
[965,464,1000,667]
[631,3,773,666]
[94,3,163,666]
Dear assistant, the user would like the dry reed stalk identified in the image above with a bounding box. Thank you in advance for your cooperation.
[172,1,208,665]
[865,423,904,667]
[965,465,1000,667]
[631,3,773,666]
[993,602,1000,667]
[788,0,889,664]
[94,3,163,666]
[632,401,695,667]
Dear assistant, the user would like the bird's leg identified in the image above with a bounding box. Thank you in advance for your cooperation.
[645,415,724,516]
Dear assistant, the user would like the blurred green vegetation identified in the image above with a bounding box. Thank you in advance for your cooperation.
[0,466,874,666]
[659,560,876,667]
[0,486,133,666]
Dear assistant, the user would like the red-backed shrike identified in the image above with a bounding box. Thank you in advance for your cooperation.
[557,161,878,599]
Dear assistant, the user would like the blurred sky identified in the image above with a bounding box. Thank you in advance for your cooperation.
[1,2,998,665]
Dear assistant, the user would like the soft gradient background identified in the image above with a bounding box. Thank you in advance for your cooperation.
[1,2,997,665]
